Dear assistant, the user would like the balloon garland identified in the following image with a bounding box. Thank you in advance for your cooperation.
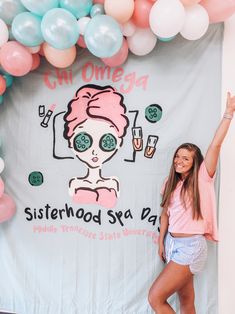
[0,0,235,223]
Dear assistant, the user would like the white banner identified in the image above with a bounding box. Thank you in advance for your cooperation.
[0,24,222,314]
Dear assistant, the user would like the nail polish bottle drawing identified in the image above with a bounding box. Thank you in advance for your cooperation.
[144,135,159,158]
[38,105,45,117]
[132,127,143,151]
[40,104,56,128]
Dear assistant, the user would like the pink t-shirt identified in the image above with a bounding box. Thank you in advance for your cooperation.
[161,161,218,242]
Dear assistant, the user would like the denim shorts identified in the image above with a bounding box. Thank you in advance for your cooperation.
[164,232,207,274]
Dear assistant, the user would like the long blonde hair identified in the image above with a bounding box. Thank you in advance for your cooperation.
[161,143,204,220]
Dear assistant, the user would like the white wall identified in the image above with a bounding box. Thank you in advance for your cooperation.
[220,14,235,314]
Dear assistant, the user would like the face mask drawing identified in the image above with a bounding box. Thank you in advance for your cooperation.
[64,85,129,208]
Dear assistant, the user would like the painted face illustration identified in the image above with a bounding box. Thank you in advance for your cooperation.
[71,119,121,168]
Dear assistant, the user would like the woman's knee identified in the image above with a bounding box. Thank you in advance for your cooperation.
[148,286,166,309]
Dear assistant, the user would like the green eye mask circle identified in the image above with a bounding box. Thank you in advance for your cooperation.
[100,133,117,152]
[74,132,93,152]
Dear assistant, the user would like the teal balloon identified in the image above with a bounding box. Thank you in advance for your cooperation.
[84,15,123,58]
[0,0,26,25]
[3,74,13,87]
[90,4,104,18]
[59,0,92,18]
[20,0,59,16]
[41,8,79,49]
[158,36,175,42]
[12,12,43,47]
[0,95,3,105]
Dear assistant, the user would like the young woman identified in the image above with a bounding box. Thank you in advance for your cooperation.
[148,92,235,314]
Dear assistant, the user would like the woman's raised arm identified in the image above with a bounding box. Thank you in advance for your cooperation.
[205,92,235,177]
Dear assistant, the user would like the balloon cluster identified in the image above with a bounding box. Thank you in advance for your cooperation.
[0,0,234,76]
[0,155,16,223]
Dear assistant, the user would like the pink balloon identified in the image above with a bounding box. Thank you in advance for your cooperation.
[0,75,6,95]
[180,0,201,6]
[77,36,87,48]
[0,193,16,223]
[0,178,4,198]
[102,38,128,67]
[31,54,41,71]
[132,0,153,28]
[43,43,77,68]
[38,44,45,56]
[94,0,104,3]
[200,0,235,23]
[0,41,33,77]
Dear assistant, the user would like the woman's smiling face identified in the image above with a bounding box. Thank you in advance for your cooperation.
[71,119,121,168]
[174,148,194,178]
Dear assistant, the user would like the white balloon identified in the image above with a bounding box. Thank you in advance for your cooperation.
[0,157,4,174]
[127,28,157,56]
[0,18,9,47]
[180,4,209,40]
[149,0,185,38]
[121,20,136,37]
[26,45,41,54]
[77,17,91,36]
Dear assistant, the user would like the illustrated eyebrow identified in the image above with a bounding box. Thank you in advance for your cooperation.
[109,125,115,128]
[78,126,84,128]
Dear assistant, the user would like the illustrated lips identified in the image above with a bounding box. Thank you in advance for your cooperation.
[92,157,98,162]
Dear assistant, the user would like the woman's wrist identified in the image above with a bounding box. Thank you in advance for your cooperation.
[223,111,234,120]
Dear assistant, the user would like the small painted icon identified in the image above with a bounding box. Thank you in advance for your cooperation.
[144,135,159,158]
[145,104,162,123]
[132,127,143,151]
[40,104,56,128]
[38,105,45,117]
[28,171,44,186]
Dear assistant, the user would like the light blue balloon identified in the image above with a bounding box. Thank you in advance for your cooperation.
[59,0,92,18]
[41,8,79,49]
[21,0,59,16]
[3,74,13,88]
[90,4,104,18]
[158,36,176,42]
[12,12,43,47]
[84,15,123,58]
[0,0,26,24]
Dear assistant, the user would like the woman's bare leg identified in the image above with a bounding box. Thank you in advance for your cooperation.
[148,261,193,314]
[177,276,196,314]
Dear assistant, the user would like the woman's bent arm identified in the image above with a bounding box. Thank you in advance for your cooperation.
[158,208,169,262]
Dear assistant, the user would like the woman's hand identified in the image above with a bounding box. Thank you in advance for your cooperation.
[226,92,235,115]
[158,242,166,263]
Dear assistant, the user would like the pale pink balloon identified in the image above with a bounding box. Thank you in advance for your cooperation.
[0,41,33,76]
[77,36,87,48]
[43,43,77,68]
[31,54,41,71]
[200,0,235,23]
[0,178,4,198]
[132,0,153,28]
[104,0,135,24]
[0,193,16,223]
[102,38,128,67]
[180,0,201,6]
